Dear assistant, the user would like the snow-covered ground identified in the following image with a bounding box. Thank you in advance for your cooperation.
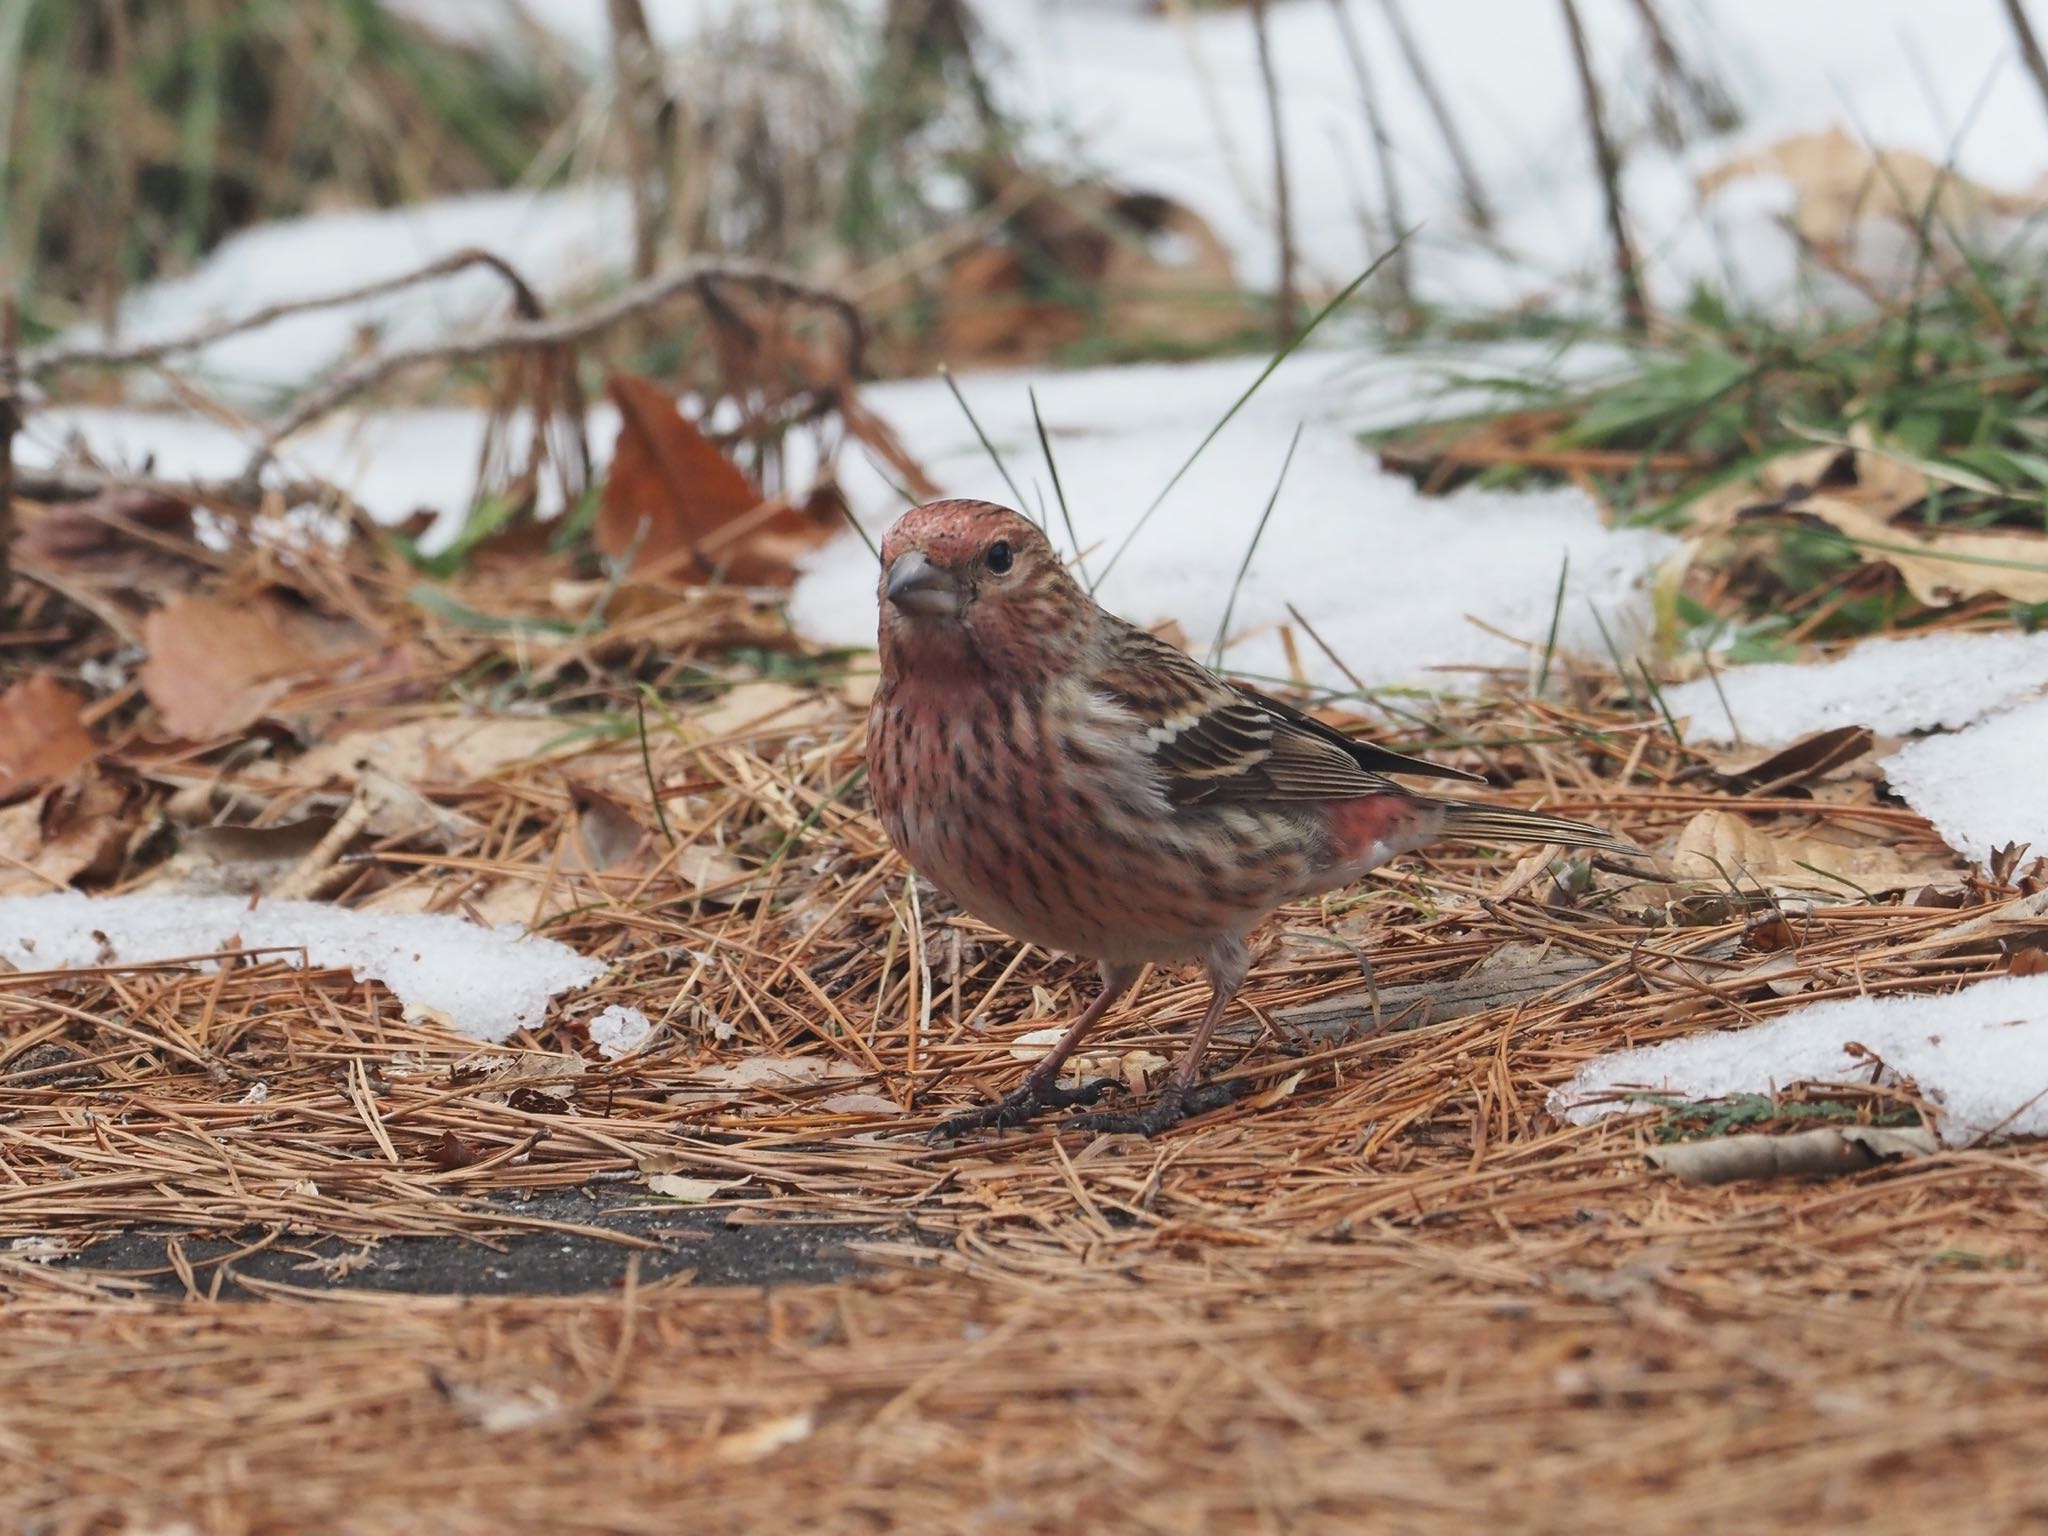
[0,893,600,1044]
[54,0,2048,400]
[392,0,2048,313]
[1553,969,2048,1146]
[795,348,1678,691]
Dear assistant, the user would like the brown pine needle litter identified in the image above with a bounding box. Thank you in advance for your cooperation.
[4,528,2048,1533]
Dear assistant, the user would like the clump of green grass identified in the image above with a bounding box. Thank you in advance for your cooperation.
[1631,1090,1924,1144]
[1370,253,2048,646]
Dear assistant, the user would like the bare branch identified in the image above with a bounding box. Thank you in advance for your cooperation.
[242,256,864,491]
[2002,0,2048,135]
[1375,0,1494,233]
[1327,0,1414,313]
[1248,0,1298,345]
[26,248,544,382]
[1559,0,1648,332]
[2,296,18,614]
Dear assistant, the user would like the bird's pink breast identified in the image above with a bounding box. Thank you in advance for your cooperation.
[869,678,1349,966]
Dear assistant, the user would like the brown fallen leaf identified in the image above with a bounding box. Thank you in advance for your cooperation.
[599,373,836,586]
[1706,726,1874,794]
[1683,442,1924,535]
[1665,808,1960,903]
[139,594,316,741]
[1792,496,2048,607]
[0,675,95,798]
[1697,127,2036,253]
[285,717,579,790]
[687,679,834,745]
[686,1056,862,1093]
[0,771,130,895]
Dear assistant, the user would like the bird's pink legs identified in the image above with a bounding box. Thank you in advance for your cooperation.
[931,965,1140,1138]
[1058,957,1255,1137]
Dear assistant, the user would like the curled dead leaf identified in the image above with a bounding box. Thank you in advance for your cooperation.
[1792,497,2048,607]
[1647,1124,1937,1185]
[0,770,130,895]
[0,676,95,798]
[599,373,836,587]
[1707,726,1874,794]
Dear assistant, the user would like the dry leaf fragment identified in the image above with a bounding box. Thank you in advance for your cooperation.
[707,1409,817,1464]
[140,595,314,741]
[645,1173,735,1202]
[1666,809,1960,902]
[1706,726,1874,794]
[1698,128,2035,253]
[1793,497,2048,607]
[687,1056,862,1092]
[286,717,578,790]
[817,1091,903,1116]
[1647,1125,1937,1185]
[0,771,130,895]
[687,680,832,744]
[0,676,95,797]
[599,373,835,586]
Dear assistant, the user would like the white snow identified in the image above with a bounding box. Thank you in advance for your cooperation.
[1551,972,2048,1146]
[797,348,1680,693]
[391,0,2048,321]
[63,184,634,404]
[20,405,538,527]
[588,1004,656,1060]
[1665,631,2048,746]
[1882,697,2048,865]
[61,0,2044,402]
[0,893,602,1044]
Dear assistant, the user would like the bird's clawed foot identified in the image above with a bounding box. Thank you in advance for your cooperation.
[1059,1077,1253,1137]
[929,1075,1123,1140]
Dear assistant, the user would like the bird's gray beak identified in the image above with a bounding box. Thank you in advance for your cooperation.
[884,550,963,618]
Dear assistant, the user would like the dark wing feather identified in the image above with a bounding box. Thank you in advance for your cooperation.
[1093,622,1480,807]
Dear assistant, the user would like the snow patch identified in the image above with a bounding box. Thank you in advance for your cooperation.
[70,185,633,403]
[1551,972,2048,1145]
[797,350,1680,694]
[0,893,602,1044]
[588,1004,656,1060]
[1665,631,2048,745]
[1882,697,2048,865]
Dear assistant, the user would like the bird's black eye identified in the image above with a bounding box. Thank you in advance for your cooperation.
[985,539,1014,575]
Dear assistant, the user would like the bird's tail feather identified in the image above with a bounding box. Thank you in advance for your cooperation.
[1435,799,1640,857]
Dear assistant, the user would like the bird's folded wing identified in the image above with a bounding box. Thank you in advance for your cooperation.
[1094,622,1480,807]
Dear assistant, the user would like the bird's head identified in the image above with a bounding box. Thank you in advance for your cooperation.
[877,500,1093,682]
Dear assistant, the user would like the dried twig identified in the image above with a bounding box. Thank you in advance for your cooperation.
[1375,0,1494,233]
[1248,0,1298,344]
[25,248,544,381]
[2002,0,2048,134]
[606,0,678,282]
[1327,0,1414,312]
[0,296,17,613]
[1627,0,1740,143]
[245,256,863,490]
[1559,0,1648,332]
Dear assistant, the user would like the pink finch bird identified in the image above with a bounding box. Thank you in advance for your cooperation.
[868,499,1632,1137]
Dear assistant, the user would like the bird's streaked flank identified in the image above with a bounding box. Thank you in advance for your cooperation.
[867,499,1634,1137]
